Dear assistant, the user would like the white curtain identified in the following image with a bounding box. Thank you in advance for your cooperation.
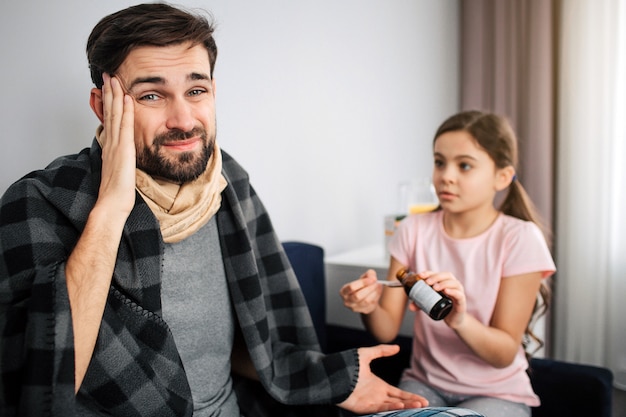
[555,0,626,389]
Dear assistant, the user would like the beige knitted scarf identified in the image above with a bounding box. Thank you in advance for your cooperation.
[96,126,227,243]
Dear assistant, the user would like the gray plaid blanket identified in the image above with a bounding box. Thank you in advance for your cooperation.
[0,139,358,416]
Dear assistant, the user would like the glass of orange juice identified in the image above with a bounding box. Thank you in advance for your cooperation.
[405,178,438,215]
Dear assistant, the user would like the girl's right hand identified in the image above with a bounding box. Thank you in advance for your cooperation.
[339,269,384,314]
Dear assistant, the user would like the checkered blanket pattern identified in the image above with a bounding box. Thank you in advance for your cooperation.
[371,407,484,417]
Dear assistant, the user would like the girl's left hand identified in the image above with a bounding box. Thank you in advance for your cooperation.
[417,271,467,329]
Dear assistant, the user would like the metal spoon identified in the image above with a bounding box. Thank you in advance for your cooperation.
[377,280,403,287]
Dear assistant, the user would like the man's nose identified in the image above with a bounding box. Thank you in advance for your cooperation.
[165,98,195,132]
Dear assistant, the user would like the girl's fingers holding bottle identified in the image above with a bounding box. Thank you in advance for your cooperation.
[442,286,465,304]
[424,271,457,288]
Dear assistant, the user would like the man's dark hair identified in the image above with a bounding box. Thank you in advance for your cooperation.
[86,3,218,88]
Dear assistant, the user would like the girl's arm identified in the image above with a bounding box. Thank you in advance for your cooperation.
[430,270,542,368]
[340,257,409,343]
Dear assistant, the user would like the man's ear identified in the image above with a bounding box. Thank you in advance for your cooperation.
[496,166,516,191]
[90,88,105,123]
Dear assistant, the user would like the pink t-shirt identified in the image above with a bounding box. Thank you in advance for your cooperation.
[388,210,555,406]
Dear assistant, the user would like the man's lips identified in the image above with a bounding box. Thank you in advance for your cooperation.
[162,137,201,151]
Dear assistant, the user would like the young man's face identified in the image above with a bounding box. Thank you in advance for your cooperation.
[116,42,217,183]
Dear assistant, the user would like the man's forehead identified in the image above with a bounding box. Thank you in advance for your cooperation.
[118,43,211,82]
[125,72,211,90]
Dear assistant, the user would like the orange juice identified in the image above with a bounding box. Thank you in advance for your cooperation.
[409,203,438,214]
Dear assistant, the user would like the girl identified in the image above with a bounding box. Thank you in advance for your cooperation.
[340,110,555,417]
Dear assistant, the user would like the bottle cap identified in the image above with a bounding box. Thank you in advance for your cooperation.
[395,267,408,281]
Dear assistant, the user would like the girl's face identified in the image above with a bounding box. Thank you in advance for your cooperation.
[432,130,512,215]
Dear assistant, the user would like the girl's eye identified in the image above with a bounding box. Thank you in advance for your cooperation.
[434,159,444,167]
[460,162,472,171]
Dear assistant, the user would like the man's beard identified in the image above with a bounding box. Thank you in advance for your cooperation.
[136,126,215,183]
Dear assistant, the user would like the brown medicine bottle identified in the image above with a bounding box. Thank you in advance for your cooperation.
[396,267,453,320]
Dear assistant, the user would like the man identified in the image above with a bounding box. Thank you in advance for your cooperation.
[0,3,432,416]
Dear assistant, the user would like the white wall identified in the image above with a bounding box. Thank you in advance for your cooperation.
[0,0,459,256]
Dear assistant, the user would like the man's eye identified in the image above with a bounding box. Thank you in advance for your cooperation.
[138,93,159,101]
[188,89,207,97]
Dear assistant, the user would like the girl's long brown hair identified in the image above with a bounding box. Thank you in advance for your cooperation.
[434,110,552,357]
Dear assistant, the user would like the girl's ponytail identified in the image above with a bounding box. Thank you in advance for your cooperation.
[498,165,552,359]
[499,179,552,248]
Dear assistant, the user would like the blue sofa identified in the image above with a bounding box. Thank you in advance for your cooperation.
[283,241,614,417]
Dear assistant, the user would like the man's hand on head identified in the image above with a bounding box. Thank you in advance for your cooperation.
[96,73,137,217]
